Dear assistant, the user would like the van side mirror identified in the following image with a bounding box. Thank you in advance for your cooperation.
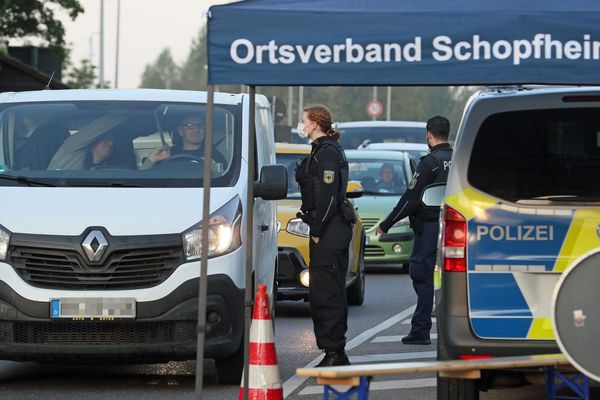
[254,165,288,200]
[421,183,446,207]
[346,181,363,199]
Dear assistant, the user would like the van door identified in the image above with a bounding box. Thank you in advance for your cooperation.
[459,105,600,341]
[253,100,277,292]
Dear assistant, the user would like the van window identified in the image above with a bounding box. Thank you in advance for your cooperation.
[0,101,241,187]
[346,157,408,195]
[468,108,600,203]
[339,126,426,149]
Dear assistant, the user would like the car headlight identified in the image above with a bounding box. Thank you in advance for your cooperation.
[182,196,242,261]
[0,225,10,260]
[286,218,310,237]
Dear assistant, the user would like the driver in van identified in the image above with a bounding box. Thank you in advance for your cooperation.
[143,115,226,169]
[375,163,400,192]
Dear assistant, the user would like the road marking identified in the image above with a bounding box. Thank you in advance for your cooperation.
[372,334,438,343]
[298,377,436,395]
[402,317,436,324]
[350,350,436,363]
[282,304,416,398]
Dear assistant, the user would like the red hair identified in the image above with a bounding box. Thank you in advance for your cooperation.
[304,105,340,140]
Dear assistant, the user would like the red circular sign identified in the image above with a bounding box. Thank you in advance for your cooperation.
[366,101,383,117]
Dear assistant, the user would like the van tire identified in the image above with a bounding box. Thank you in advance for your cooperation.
[347,236,365,306]
[214,341,244,384]
[437,376,479,400]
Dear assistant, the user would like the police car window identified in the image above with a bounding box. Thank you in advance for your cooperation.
[468,108,600,204]
[346,158,408,195]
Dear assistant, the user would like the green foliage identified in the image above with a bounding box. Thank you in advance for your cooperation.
[64,59,97,88]
[139,27,479,137]
[0,0,84,60]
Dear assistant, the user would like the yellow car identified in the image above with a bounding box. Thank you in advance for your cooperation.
[275,143,366,306]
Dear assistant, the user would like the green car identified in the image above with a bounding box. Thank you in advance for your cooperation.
[345,150,415,270]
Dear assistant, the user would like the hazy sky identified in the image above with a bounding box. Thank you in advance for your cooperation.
[61,0,232,88]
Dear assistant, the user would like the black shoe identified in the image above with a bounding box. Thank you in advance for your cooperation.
[401,334,431,345]
[316,350,351,367]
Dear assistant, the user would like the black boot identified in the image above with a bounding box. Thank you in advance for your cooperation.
[401,334,431,345]
[316,350,351,367]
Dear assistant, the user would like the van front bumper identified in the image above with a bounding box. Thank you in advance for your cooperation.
[0,274,244,362]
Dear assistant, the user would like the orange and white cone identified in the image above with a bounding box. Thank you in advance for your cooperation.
[239,284,283,400]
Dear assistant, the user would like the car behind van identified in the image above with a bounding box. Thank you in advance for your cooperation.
[0,89,286,384]
[337,120,426,150]
[436,87,600,399]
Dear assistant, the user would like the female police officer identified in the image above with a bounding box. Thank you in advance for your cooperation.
[295,105,353,367]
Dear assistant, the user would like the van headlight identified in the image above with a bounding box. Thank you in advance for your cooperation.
[286,218,310,237]
[182,196,242,261]
[0,225,10,260]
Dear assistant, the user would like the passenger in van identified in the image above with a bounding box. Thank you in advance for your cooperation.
[143,115,226,170]
[85,134,114,168]
[375,163,402,192]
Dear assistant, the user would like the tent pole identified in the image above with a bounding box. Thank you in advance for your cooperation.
[243,85,256,400]
[195,85,214,400]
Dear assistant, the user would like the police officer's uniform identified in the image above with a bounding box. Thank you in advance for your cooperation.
[296,135,353,365]
[379,142,452,342]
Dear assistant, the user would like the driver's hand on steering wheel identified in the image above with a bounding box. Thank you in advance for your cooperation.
[148,147,171,163]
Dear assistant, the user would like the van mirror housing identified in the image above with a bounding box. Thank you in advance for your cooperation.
[421,183,446,207]
[346,180,364,199]
[254,165,288,200]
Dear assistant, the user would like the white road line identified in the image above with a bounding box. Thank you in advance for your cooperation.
[350,351,436,363]
[298,377,436,395]
[402,317,436,324]
[372,334,438,343]
[282,304,416,398]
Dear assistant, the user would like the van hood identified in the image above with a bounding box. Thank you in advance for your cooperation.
[0,187,240,236]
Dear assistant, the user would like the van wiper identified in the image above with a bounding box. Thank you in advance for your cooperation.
[62,181,144,188]
[0,174,55,187]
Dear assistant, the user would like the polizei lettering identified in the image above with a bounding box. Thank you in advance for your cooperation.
[476,225,555,241]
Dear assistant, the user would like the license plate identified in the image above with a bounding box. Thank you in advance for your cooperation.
[50,298,136,319]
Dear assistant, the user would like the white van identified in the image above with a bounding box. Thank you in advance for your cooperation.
[0,89,286,383]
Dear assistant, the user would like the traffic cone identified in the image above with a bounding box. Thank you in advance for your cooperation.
[239,284,283,400]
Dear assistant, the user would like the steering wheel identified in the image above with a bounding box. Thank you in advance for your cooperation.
[160,153,204,164]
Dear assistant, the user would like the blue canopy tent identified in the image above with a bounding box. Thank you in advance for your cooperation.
[196,1,600,398]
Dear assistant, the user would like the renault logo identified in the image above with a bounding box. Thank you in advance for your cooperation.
[82,231,109,262]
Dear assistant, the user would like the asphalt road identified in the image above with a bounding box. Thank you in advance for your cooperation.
[0,270,596,399]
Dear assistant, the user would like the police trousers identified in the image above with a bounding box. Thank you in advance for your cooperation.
[308,215,353,351]
[409,221,439,338]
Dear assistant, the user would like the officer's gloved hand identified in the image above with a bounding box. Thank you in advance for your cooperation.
[296,212,315,226]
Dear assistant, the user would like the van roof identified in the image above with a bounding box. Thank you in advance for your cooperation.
[477,85,600,99]
[337,120,426,128]
[0,88,245,105]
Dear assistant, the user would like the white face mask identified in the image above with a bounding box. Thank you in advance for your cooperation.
[296,122,308,139]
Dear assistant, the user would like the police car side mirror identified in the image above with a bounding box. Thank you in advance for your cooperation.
[254,165,288,200]
[421,183,446,207]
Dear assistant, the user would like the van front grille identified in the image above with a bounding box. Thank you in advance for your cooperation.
[10,246,183,290]
[364,245,386,257]
[7,321,196,345]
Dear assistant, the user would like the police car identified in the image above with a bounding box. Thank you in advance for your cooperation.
[435,87,600,399]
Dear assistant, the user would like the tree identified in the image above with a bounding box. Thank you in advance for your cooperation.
[0,0,84,60]
[64,59,97,89]
[139,49,181,89]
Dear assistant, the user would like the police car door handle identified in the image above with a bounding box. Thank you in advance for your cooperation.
[260,224,269,232]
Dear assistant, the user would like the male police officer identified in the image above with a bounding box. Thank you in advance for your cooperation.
[376,115,452,345]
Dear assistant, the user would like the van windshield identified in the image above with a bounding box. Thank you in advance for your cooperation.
[347,158,408,195]
[468,108,600,204]
[0,101,240,187]
[339,126,426,149]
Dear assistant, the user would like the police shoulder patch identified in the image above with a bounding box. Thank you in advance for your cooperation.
[323,170,335,184]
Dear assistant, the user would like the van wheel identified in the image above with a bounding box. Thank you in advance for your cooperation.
[437,376,479,400]
[215,341,244,384]
[347,239,365,306]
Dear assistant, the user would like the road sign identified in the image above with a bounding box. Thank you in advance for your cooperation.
[366,101,383,117]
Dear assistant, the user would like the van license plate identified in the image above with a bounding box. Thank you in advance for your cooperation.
[50,298,136,319]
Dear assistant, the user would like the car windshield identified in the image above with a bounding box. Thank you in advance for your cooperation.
[0,101,240,187]
[275,152,305,198]
[347,158,408,195]
[339,126,426,149]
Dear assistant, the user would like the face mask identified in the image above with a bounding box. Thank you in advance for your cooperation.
[296,122,308,139]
